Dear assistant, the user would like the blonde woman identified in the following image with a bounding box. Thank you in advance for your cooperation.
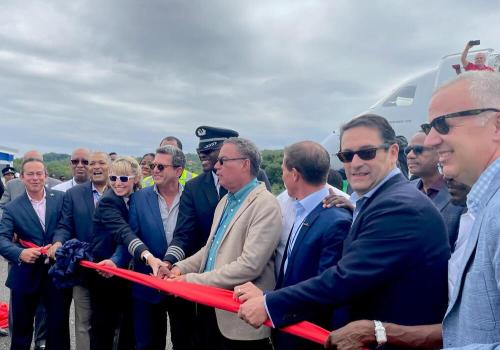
[87,156,141,350]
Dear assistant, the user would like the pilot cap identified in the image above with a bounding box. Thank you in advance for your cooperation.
[195,126,239,152]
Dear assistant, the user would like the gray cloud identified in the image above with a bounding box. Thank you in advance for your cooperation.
[0,0,499,156]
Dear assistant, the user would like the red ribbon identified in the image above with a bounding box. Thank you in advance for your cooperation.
[19,239,50,254]
[19,239,330,345]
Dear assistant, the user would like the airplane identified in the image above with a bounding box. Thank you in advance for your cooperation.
[322,47,500,170]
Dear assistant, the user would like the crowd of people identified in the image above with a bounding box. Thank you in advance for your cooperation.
[0,70,498,350]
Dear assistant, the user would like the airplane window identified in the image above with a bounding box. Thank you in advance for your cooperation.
[382,85,416,107]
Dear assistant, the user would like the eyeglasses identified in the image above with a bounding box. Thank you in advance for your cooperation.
[404,145,432,156]
[216,157,247,165]
[336,144,390,163]
[109,175,135,182]
[148,163,175,171]
[71,159,89,166]
[421,108,500,135]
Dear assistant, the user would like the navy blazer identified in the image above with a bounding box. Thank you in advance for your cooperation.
[127,186,169,303]
[90,188,130,267]
[275,202,352,350]
[165,171,220,264]
[266,174,450,331]
[412,179,466,251]
[277,203,352,289]
[0,189,64,293]
[53,181,95,244]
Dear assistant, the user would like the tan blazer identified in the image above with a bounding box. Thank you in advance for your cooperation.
[176,182,282,340]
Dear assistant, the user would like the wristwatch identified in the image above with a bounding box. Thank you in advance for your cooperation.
[374,320,387,347]
[142,251,152,265]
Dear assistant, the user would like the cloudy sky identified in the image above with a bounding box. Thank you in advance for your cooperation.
[1,0,498,156]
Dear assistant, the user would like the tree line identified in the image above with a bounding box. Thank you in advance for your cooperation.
[13,150,286,194]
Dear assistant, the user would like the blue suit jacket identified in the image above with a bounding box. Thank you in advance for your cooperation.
[128,186,169,303]
[412,178,466,251]
[275,202,352,350]
[277,203,352,290]
[53,181,95,244]
[0,189,64,293]
[266,174,450,331]
[442,168,500,348]
[166,171,219,264]
[90,188,130,267]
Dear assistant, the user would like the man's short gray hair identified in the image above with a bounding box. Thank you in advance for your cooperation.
[156,145,186,168]
[437,71,500,108]
[435,72,500,126]
[223,137,261,177]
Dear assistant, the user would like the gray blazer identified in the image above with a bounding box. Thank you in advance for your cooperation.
[411,178,465,250]
[176,183,282,341]
[442,168,500,348]
[0,177,61,218]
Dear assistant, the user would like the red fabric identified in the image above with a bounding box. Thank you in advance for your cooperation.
[464,62,495,71]
[18,239,330,344]
[18,239,50,255]
[82,261,330,344]
[0,303,8,329]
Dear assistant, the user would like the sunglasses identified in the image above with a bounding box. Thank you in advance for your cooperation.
[197,148,219,156]
[404,145,432,156]
[148,163,175,171]
[216,157,247,165]
[109,175,135,182]
[336,144,390,163]
[421,108,500,135]
[71,159,89,166]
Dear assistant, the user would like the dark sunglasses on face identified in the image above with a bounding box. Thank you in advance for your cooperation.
[421,108,500,135]
[148,163,175,171]
[216,157,247,165]
[71,159,89,166]
[404,145,432,156]
[109,175,135,182]
[336,144,390,163]
[197,148,218,156]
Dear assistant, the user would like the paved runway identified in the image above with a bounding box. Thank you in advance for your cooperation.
[0,258,173,349]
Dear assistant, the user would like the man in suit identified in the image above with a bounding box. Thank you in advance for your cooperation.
[164,126,239,265]
[0,150,61,219]
[48,151,111,350]
[324,73,500,350]
[406,131,466,250]
[234,141,352,350]
[170,137,281,350]
[239,114,450,350]
[114,145,196,350]
[423,71,500,348]
[0,158,71,350]
[0,151,61,350]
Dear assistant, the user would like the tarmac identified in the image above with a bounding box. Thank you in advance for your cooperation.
[0,258,173,350]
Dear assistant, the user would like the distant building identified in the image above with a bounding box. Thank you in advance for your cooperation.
[0,146,18,168]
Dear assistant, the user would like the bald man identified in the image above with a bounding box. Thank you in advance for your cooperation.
[52,148,91,192]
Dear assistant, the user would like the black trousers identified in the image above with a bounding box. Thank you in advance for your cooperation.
[88,272,133,350]
[133,296,197,350]
[195,305,273,350]
[10,275,71,350]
